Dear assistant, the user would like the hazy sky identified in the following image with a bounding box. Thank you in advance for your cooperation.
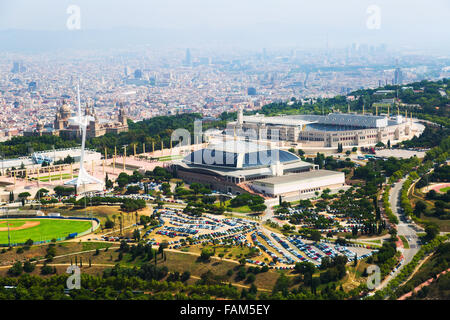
[0,0,449,51]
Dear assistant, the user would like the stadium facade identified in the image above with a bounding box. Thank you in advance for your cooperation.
[227,108,420,149]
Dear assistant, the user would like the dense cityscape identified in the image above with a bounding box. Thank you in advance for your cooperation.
[1,46,449,139]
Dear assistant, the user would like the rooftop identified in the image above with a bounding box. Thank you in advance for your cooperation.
[253,169,344,185]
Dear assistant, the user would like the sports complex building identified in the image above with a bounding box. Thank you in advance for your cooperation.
[228,108,421,150]
[171,141,345,197]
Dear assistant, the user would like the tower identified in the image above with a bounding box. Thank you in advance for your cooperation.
[65,84,104,191]
[394,67,403,85]
[237,106,244,127]
[118,105,128,126]
[184,48,191,66]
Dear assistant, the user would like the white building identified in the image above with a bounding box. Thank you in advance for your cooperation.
[251,170,345,197]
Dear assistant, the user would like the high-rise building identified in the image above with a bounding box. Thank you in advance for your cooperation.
[28,81,37,92]
[394,67,403,85]
[134,69,142,79]
[247,87,257,96]
[11,61,25,73]
[124,66,131,78]
[184,48,192,66]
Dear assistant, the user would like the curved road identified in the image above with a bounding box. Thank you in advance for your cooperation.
[375,177,421,291]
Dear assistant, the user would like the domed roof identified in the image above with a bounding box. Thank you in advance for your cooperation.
[183,147,300,169]
[61,103,71,113]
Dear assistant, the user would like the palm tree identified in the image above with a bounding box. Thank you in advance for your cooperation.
[112,214,116,231]
[118,214,123,235]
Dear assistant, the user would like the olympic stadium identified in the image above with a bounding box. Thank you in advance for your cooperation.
[227,109,424,150]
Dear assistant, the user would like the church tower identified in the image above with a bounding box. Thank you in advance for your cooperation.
[118,104,128,127]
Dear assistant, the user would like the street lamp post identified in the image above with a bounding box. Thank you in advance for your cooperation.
[122,145,128,172]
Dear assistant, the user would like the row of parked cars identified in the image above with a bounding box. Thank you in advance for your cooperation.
[251,232,279,261]
[246,259,267,267]
[101,235,134,242]
[270,233,296,265]
[257,232,293,265]
[287,236,323,264]
[314,242,338,259]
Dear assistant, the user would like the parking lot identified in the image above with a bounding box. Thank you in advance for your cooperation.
[145,208,377,269]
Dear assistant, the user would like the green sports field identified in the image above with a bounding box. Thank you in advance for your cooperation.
[0,219,92,245]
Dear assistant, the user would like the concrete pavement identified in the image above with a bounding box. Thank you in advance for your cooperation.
[375,177,421,291]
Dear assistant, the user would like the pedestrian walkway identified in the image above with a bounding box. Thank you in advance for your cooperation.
[398,268,450,300]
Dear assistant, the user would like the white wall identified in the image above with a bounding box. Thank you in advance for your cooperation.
[252,172,345,196]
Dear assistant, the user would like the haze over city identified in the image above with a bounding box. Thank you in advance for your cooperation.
[0,0,449,52]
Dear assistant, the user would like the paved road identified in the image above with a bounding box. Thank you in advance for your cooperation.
[375,177,421,291]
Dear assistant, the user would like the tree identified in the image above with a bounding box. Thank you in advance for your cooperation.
[104,219,115,229]
[200,247,214,261]
[18,192,31,206]
[246,273,256,283]
[8,262,23,276]
[53,186,75,197]
[132,229,140,242]
[160,183,171,195]
[118,215,123,235]
[35,188,49,199]
[424,224,439,242]
[116,172,130,189]
[23,260,35,273]
[272,273,291,296]
[126,185,140,195]
[414,200,427,218]
[181,271,191,282]
[295,261,316,275]
[310,230,321,242]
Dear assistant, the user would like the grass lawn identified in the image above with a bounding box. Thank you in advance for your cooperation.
[364,239,381,244]
[0,221,27,228]
[81,242,113,251]
[49,247,282,291]
[0,219,92,245]
[158,155,183,161]
[410,191,450,232]
[417,215,450,233]
[41,205,151,226]
[440,186,450,193]
[38,174,77,182]
[190,244,266,262]
[214,200,253,214]
[399,235,410,249]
